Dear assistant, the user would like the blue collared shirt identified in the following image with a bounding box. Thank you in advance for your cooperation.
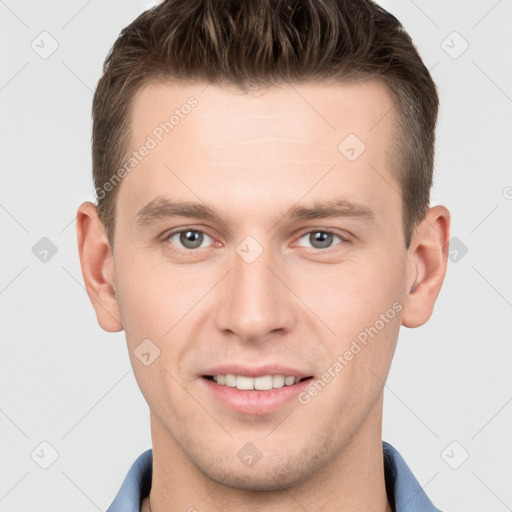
[106,441,442,511]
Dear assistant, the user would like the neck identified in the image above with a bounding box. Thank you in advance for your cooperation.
[143,398,391,512]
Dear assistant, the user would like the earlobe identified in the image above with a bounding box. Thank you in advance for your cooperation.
[76,202,123,332]
[402,205,451,328]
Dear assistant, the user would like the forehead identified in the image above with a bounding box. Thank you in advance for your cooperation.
[129,79,395,154]
[117,79,398,226]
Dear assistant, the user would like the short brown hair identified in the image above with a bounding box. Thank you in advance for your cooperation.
[92,0,438,249]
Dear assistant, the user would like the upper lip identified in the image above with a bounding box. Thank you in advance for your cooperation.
[201,364,313,379]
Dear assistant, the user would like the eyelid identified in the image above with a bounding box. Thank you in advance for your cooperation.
[294,226,351,241]
[160,226,351,252]
[162,226,218,251]
[294,229,349,249]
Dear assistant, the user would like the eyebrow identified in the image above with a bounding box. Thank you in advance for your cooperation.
[283,199,375,223]
[135,197,232,232]
[135,195,376,230]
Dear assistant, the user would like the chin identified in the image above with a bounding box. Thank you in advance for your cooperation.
[189,438,339,492]
[199,463,310,492]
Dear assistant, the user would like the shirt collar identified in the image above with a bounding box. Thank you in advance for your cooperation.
[106,442,442,512]
[382,441,442,512]
[107,448,152,512]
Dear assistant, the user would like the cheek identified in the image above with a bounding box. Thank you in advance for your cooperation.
[300,302,401,433]
[115,259,200,415]
[295,250,406,343]
[114,253,200,340]
[291,246,406,407]
[113,255,218,396]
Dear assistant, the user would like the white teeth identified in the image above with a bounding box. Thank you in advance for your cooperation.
[272,375,284,388]
[236,375,254,390]
[224,374,237,387]
[211,374,302,390]
[254,375,273,390]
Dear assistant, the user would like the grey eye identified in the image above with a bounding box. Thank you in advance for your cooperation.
[169,230,212,250]
[297,231,342,249]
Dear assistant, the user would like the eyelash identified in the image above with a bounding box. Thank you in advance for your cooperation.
[162,227,349,253]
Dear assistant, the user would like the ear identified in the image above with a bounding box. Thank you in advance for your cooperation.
[76,202,123,332]
[402,205,451,328]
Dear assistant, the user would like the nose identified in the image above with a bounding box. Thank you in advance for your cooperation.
[215,243,297,343]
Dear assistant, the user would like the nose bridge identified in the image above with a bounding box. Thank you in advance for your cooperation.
[216,241,295,340]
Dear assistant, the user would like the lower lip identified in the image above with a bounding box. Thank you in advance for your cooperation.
[201,377,312,415]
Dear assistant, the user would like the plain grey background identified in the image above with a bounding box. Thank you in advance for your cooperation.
[1,0,511,511]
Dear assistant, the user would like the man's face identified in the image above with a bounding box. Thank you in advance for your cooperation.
[112,80,410,489]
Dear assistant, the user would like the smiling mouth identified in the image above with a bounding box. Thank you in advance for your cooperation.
[203,374,313,391]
